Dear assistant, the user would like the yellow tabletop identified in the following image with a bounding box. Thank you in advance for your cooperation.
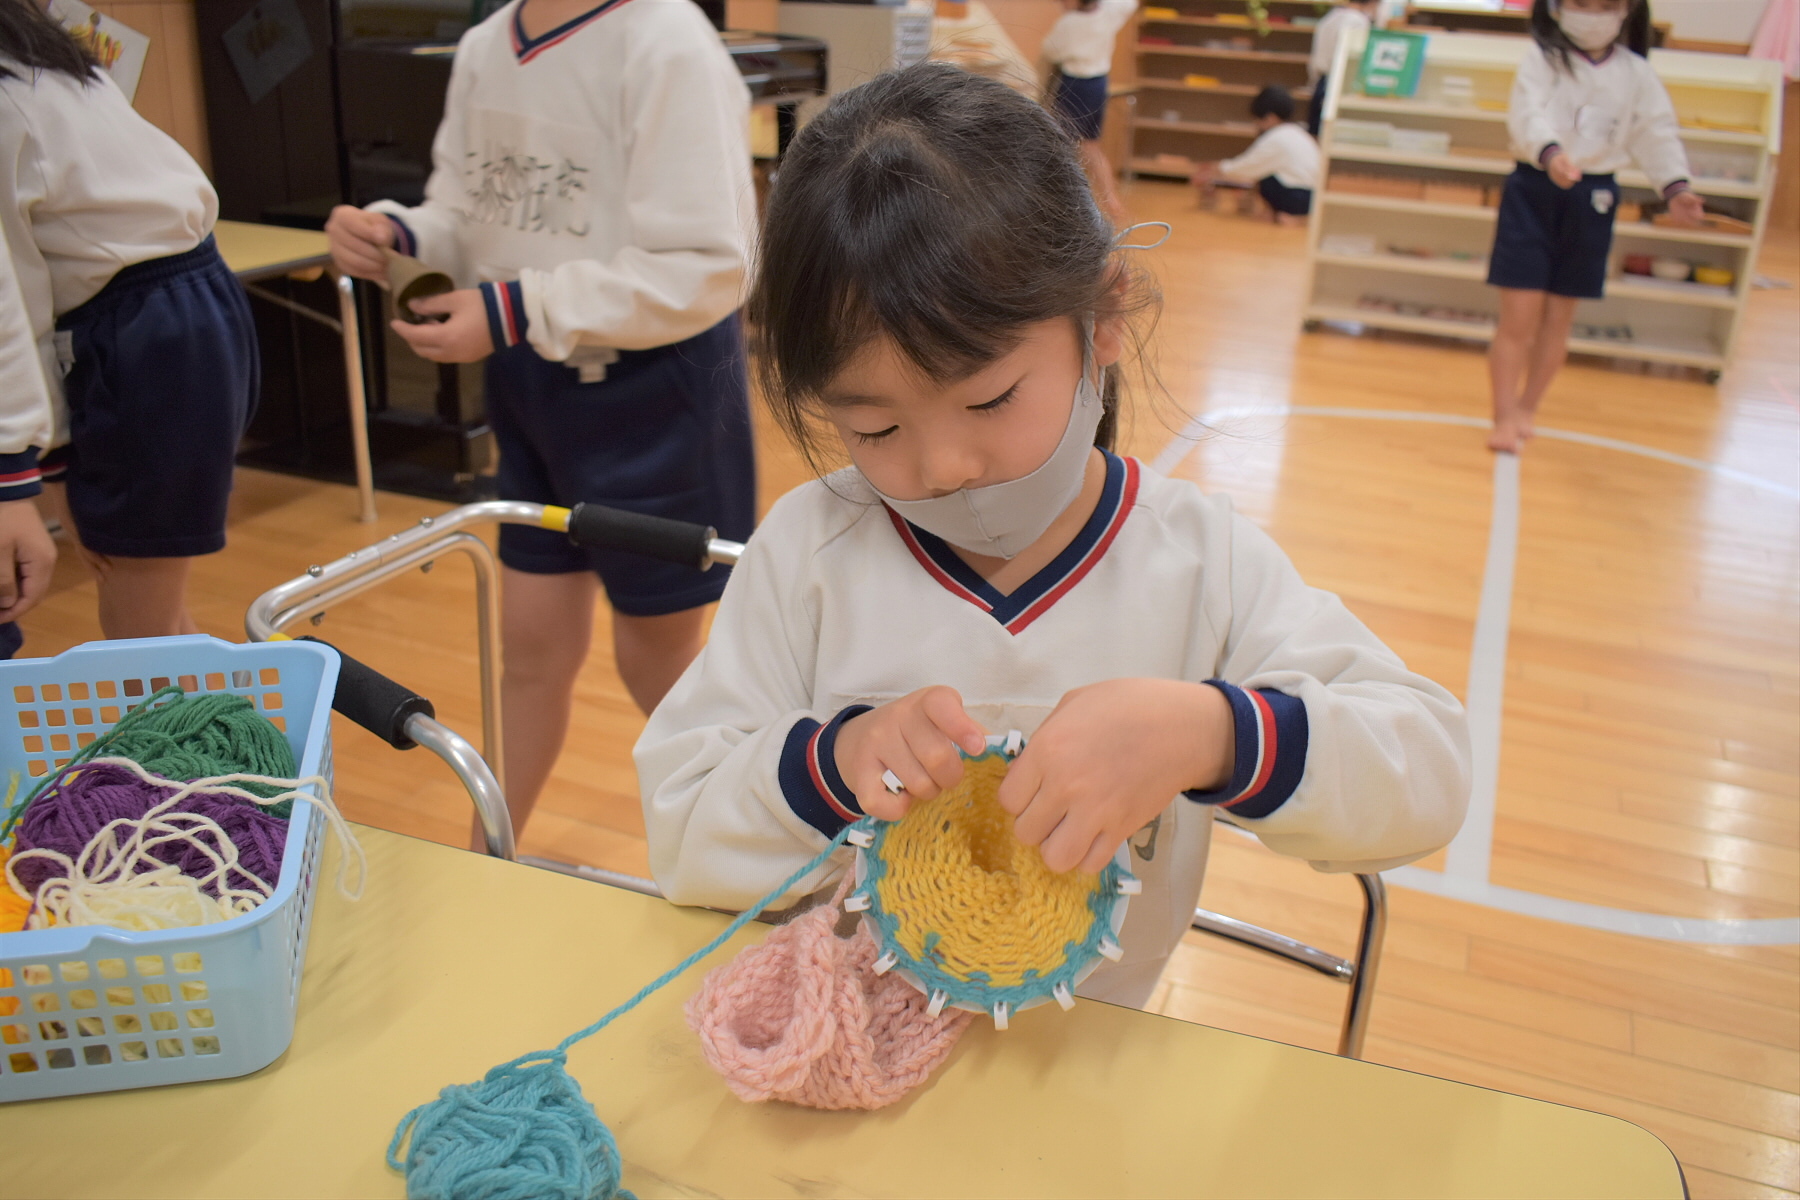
[2,827,1684,1199]
[213,219,333,282]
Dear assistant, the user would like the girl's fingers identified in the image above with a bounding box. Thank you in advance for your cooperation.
[919,686,987,755]
[859,739,939,809]
[1010,779,1068,849]
[1078,830,1117,875]
[994,749,1041,816]
[899,706,967,792]
[1038,809,1103,875]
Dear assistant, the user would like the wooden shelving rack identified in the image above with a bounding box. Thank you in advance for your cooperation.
[1129,0,1339,179]
[1303,30,1785,379]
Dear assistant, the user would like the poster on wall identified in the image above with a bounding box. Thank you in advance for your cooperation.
[222,0,315,105]
[47,0,150,102]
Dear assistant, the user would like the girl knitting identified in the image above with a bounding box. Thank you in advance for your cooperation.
[1486,0,1703,453]
[636,63,1470,1008]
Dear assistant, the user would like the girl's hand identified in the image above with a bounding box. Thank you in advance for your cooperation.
[997,679,1234,874]
[324,205,395,281]
[1665,189,1706,227]
[1546,152,1582,189]
[0,498,55,622]
[832,687,989,821]
[391,289,496,363]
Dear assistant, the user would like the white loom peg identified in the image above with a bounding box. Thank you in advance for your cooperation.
[880,769,905,795]
[844,891,871,913]
[926,990,949,1018]
[1053,982,1076,1011]
[872,951,898,976]
[1117,876,1142,896]
[847,827,875,848]
[1098,936,1124,962]
[1003,729,1024,757]
[992,1001,1010,1030]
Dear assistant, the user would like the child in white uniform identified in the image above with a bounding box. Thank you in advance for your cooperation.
[1306,0,1379,137]
[636,63,1469,1008]
[0,0,256,646]
[326,0,758,843]
[1041,0,1137,218]
[1194,85,1321,224]
[1485,0,1701,452]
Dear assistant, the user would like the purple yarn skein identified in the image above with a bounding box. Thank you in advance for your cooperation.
[11,762,287,899]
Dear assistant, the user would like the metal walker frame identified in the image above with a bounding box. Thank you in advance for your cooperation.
[247,501,1386,1058]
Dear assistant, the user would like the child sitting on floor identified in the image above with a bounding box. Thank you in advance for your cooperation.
[1192,85,1322,225]
[635,62,1469,1009]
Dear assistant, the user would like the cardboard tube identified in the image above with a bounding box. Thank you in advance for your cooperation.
[384,250,454,324]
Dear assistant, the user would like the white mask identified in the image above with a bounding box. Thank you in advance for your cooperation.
[864,355,1105,560]
[1557,6,1626,53]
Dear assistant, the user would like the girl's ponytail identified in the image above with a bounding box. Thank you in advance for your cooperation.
[0,0,100,83]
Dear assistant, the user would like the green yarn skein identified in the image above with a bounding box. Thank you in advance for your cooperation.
[104,691,298,814]
[0,686,300,837]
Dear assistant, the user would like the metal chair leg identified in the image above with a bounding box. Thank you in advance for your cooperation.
[1337,873,1387,1059]
[1191,871,1387,1059]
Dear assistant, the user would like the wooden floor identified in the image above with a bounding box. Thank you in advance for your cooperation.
[17,181,1798,1196]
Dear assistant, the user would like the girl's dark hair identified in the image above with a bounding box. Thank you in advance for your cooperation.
[1532,0,1651,72]
[1250,84,1294,122]
[747,61,1157,470]
[0,0,99,82]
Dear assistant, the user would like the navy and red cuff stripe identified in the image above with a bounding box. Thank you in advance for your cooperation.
[1186,680,1308,820]
[480,281,529,350]
[0,449,43,501]
[1661,179,1692,200]
[778,706,873,837]
[384,215,419,258]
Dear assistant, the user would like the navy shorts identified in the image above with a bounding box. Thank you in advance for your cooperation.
[1052,72,1108,142]
[46,235,258,558]
[1258,176,1313,216]
[489,314,756,616]
[1487,164,1619,300]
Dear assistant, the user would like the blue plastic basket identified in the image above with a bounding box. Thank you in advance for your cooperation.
[0,636,339,1102]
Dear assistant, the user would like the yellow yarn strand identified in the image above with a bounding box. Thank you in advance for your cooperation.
[876,755,1108,988]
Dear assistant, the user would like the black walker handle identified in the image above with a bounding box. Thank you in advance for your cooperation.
[302,636,435,750]
[565,503,716,569]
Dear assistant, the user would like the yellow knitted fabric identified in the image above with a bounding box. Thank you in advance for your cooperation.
[875,754,1108,988]
[0,844,34,934]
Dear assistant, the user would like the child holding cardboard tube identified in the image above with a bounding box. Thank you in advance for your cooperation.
[326,0,756,847]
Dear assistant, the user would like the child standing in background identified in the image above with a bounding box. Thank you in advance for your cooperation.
[1193,85,1320,223]
[0,0,256,646]
[1486,0,1702,453]
[637,64,1468,1009]
[1041,0,1138,218]
[1307,0,1380,137]
[326,0,757,845]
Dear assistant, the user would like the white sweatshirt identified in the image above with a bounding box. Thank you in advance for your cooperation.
[1220,122,1322,190]
[1041,0,1138,80]
[1308,5,1371,83]
[1508,42,1691,193]
[0,62,215,494]
[369,0,755,373]
[636,453,1470,1007]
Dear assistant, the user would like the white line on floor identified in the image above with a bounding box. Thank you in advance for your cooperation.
[1156,406,1800,944]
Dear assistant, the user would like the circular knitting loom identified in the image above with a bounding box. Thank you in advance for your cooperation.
[847,732,1137,1027]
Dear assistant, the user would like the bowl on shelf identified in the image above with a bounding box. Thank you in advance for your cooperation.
[1693,266,1735,288]
[1649,258,1692,282]
[1622,253,1655,276]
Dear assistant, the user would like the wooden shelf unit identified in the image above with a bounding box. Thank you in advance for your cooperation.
[1302,29,1784,378]
[1130,0,1341,179]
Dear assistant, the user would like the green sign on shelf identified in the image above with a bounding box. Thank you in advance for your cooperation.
[1358,29,1427,98]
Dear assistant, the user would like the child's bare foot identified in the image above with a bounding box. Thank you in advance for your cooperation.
[1487,421,1524,453]
[1275,212,1307,228]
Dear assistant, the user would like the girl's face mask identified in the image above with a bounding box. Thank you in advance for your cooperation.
[1557,4,1626,53]
[864,357,1104,560]
[826,317,1108,562]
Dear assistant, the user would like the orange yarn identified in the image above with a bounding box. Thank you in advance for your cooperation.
[0,844,36,934]
[687,883,973,1110]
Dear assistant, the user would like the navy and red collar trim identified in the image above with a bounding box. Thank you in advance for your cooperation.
[510,0,636,63]
[884,452,1140,635]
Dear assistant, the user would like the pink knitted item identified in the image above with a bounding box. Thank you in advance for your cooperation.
[686,887,974,1110]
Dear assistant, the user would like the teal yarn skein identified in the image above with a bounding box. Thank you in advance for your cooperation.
[388,824,865,1200]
